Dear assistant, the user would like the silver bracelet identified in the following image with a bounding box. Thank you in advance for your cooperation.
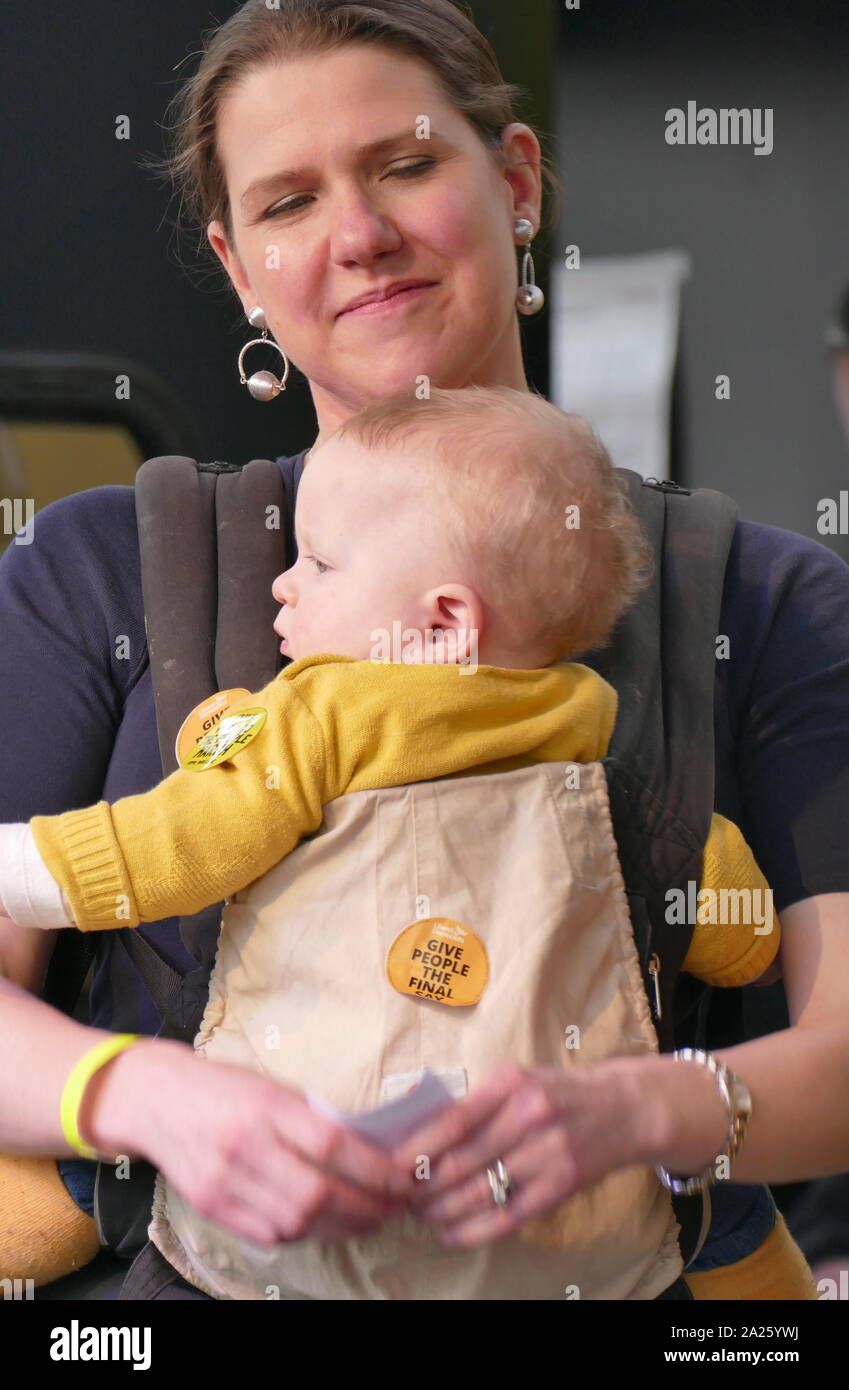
[655,1048,752,1196]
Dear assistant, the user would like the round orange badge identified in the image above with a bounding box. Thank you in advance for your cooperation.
[386,917,489,1007]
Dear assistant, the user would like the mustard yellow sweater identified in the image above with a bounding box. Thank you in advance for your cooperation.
[30,654,778,988]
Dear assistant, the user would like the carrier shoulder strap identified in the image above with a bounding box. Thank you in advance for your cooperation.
[118,456,288,1019]
[598,472,739,1051]
[135,456,287,775]
[595,472,739,1271]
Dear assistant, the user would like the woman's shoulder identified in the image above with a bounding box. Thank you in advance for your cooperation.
[3,482,143,609]
[721,517,849,686]
[0,483,145,681]
[725,517,849,618]
[20,481,139,549]
[731,516,848,575]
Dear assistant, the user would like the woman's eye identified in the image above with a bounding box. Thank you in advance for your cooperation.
[387,158,436,178]
[263,160,435,218]
[264,195,310,219]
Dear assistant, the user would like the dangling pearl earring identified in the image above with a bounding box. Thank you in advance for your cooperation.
[237,306,291,402]
[514,218,545,316]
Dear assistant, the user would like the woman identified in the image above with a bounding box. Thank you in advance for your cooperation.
[2,0,848,1301]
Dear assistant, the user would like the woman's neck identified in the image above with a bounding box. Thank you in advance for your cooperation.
[306,335,533,459]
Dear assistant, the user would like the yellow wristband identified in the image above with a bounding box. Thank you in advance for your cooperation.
[60,1033,140,1161]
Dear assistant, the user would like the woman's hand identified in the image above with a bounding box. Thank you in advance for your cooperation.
[83,1039,409,1248]
[390,1056,728,1250]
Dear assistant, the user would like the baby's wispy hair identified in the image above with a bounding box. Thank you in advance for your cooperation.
[334,385,652,663]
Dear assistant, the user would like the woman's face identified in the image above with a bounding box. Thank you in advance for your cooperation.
[207,44,542,422]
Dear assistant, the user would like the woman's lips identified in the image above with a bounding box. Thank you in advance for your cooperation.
[338,283,437,318]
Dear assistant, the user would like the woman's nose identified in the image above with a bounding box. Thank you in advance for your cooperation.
[328,191,402,267]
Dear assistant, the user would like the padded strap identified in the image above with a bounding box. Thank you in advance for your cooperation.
[213,460,288,694]
[598,474,739,1043]
[135,456,288,774]
[605,473,738,806]
[134,457,219,776]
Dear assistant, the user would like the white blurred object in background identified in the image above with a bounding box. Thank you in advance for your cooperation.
[551,249,691,480]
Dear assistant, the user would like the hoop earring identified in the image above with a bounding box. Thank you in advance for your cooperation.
[514,218,545,316]
[237,306,290,402]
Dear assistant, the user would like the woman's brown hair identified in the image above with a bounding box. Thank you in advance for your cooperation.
[145,0,562,277]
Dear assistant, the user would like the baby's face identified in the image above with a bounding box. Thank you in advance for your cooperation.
[272,434,480,664]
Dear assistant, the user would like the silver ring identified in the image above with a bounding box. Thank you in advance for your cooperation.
[485,1158,514,1207]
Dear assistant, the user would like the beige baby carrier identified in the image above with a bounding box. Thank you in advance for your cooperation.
[150,756,685,1300]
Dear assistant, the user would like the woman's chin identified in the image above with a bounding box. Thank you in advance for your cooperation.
[358,362,468,402]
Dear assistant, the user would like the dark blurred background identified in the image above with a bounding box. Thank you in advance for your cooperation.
[553,0,849,552]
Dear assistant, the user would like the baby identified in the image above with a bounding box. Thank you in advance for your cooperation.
[0,385,814,1300]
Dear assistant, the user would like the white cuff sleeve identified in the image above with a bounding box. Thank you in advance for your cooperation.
[0,823,76,928]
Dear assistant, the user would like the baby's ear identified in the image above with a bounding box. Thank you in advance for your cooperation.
[417,585,483,665]
[431,583,483,632]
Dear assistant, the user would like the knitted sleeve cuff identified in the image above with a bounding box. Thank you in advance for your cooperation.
[29,801,140,931]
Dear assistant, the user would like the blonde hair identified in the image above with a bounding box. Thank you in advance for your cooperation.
[336,387,653,663]
[145,0,562,273]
